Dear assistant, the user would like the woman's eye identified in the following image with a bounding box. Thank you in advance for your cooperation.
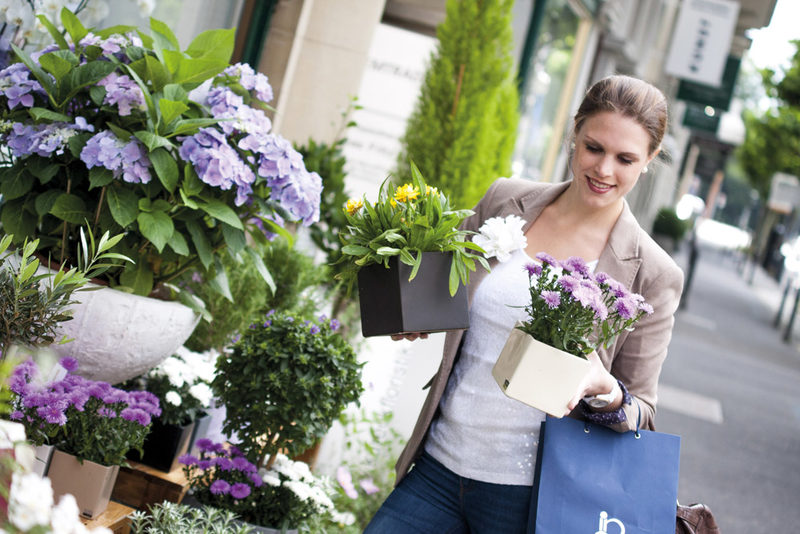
[586,144,601,153]
[618,157,634,165]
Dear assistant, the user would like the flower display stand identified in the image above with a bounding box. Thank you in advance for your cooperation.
[80,501,134,534]
[111,460,191,510]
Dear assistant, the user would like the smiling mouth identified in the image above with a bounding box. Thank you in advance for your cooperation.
[587,176,614,192]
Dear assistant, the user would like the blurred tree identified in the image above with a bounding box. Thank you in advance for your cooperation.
[394,0,519,210]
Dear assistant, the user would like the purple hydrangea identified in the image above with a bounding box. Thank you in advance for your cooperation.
[229,482,251,499]
[209,479,231,495]
[5,120,92,158]
[0,63,45,109]
[80,130,153,184]
[97,72,145,116]
[223,63,274,103]
[178,127,255,205]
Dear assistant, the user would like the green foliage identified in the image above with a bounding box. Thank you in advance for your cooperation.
[0,9,289,306]
[338,161,488,296]
[0,228,131,353]
[184,238,327,352]
[737,40,800,199]
[129,502,255,534]
[652,207,689,241]
[213,310,363,466]
[395,0,519,210]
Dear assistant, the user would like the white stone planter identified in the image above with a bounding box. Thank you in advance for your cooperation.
[53,285,200,384]
[492,324,591,417]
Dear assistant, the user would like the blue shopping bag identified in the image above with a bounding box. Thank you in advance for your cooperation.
[529,411,680,533]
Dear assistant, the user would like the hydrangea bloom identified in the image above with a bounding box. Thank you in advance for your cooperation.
[81,130,153,183]
[5,119,93,158]
[97,72,146,115]
[0,62,45,108]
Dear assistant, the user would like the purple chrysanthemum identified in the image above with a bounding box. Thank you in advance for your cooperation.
[210,479,231,495]
[249,471,264,488]
[214,457,234,471]
[120,407,151,426]
[37,404,67,426]
[562,256,589,276]
[229,482,251,499]
[612,296,639,320]
[179,454,199,466]
[233,456,257,473]
[524,262,542,277]
[535,252,557,266]
[198,460,213,470]
[639,302,654,315]
[558,274,581,294]
[194,438,215,452]
[59,357,79,373]
[540,290,561,309]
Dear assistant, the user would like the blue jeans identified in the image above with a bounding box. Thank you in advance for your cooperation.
[364,452,532,534]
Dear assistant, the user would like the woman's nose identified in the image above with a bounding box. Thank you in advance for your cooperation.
[595,155,614,177]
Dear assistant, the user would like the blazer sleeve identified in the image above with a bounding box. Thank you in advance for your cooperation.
[608,254,684,432]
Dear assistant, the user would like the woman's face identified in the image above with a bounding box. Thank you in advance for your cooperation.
[570,111,656,213]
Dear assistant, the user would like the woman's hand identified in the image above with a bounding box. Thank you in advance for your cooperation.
[390,333,429,341]
[566,351,620,413]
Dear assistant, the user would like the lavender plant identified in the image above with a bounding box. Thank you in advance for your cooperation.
[519,253,654,358]
[7,356,161,465]
[0,9,321,305]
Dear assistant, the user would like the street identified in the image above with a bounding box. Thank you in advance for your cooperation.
[657,245,800,533]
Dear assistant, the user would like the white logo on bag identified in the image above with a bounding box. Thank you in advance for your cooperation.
[595,511,625,533]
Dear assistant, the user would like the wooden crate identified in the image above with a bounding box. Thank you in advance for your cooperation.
[81,501,133,534]
[111,460,190,510]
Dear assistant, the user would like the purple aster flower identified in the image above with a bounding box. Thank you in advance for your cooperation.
[535,252,557,266]
[233,456,257,473]
[605,279,629,299]
[336,466,358,499]
[198,460,213,470]
[594,272,610,284]
[562,256,589,276]
[558,274,581,294]
[639,302,654,315]
[540,290,561,309]
[249,472,264,487]
[101,390,129,405]
[309,325,320,335]
[68,390,90,412]
[330,318,341,331]
[262,320,271,328]
[37,404,67,425]
[524,262,542,277]
[210,480,231,495]
[195,438,216,452]
[59,357,79,373]
[179,454,199,466]
[97,407,117,418]
[591,300,609,321]
[214,457,234,471]
[230,482,251,499]
[10,411,23,421]
[120,407,151,426]
[359,478,380,495]
[612,296,638,320]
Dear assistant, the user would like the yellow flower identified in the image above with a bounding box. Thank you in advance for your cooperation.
[345,198,363,215]
[426,185,439,196]
[390,198,397,208]
[394,183,420,203]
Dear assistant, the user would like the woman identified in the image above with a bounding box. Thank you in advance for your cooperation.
[365,75,684,533]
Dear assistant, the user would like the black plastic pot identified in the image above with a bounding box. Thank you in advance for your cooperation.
[129,419,195,472]
[357,251,469,337]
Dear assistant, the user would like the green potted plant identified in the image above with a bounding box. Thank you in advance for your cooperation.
[8,356,160,518]
[492,253,653,417]
[181,443,339,533]
[130,501,255,534]
[652,206,689,253]
[212,310,363,469]
[120,346,217,473]
[338,161,488,336]
[0,10,322,382]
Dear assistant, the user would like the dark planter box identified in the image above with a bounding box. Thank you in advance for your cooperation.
[357,251,469,337]
[129,419,194,473]
[187,412,212,456]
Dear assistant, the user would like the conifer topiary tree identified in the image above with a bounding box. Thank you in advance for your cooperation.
[395,0,519,210]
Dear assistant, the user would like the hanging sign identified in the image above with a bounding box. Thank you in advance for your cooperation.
[665,0,740,87]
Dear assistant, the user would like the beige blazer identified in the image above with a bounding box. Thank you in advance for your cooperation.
[394,178,685,483]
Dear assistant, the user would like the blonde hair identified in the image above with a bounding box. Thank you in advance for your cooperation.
[573,75,668,156]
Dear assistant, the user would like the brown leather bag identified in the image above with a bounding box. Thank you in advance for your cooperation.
[676,503,720,534]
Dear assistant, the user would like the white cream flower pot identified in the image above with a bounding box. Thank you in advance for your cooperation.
[492,324,591,417]
[52,285,200,384]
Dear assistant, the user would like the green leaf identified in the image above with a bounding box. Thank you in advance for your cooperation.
[167,118,221,137]
[106,187,139,227]
[198,198,243,229]
[137,211,174,252]
[129,55,171,93]
[57,61,116,107]
[167,230,190,256]
[60,7,88,44]
[185,28,235,61]
[133,131,173,151]
[26,158,60,184]
[36,14,68,49]
[221,223,246,256]
[208,259,234,301]
[179,188,198,209]
[182,164,203,196]
[341,244,371,256]
[35,190,62,216]
[150,17,180,51]
[1,199,36,239]
[173,57,228,86]
[163,84,187,102]
[28,107,71,122]
[0,166,33,200]
[50,194,88,224]
[67,132,92,159]
[89,85,106,106]
[158,98,189,127]
[245,247,276,295]
[88,167,114,189]
[186,219,213,269]
[10,44,56,96]
[149,147,179,192]
[376,246,400,256]
[120,262,154,296]
[106,122,132,141]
